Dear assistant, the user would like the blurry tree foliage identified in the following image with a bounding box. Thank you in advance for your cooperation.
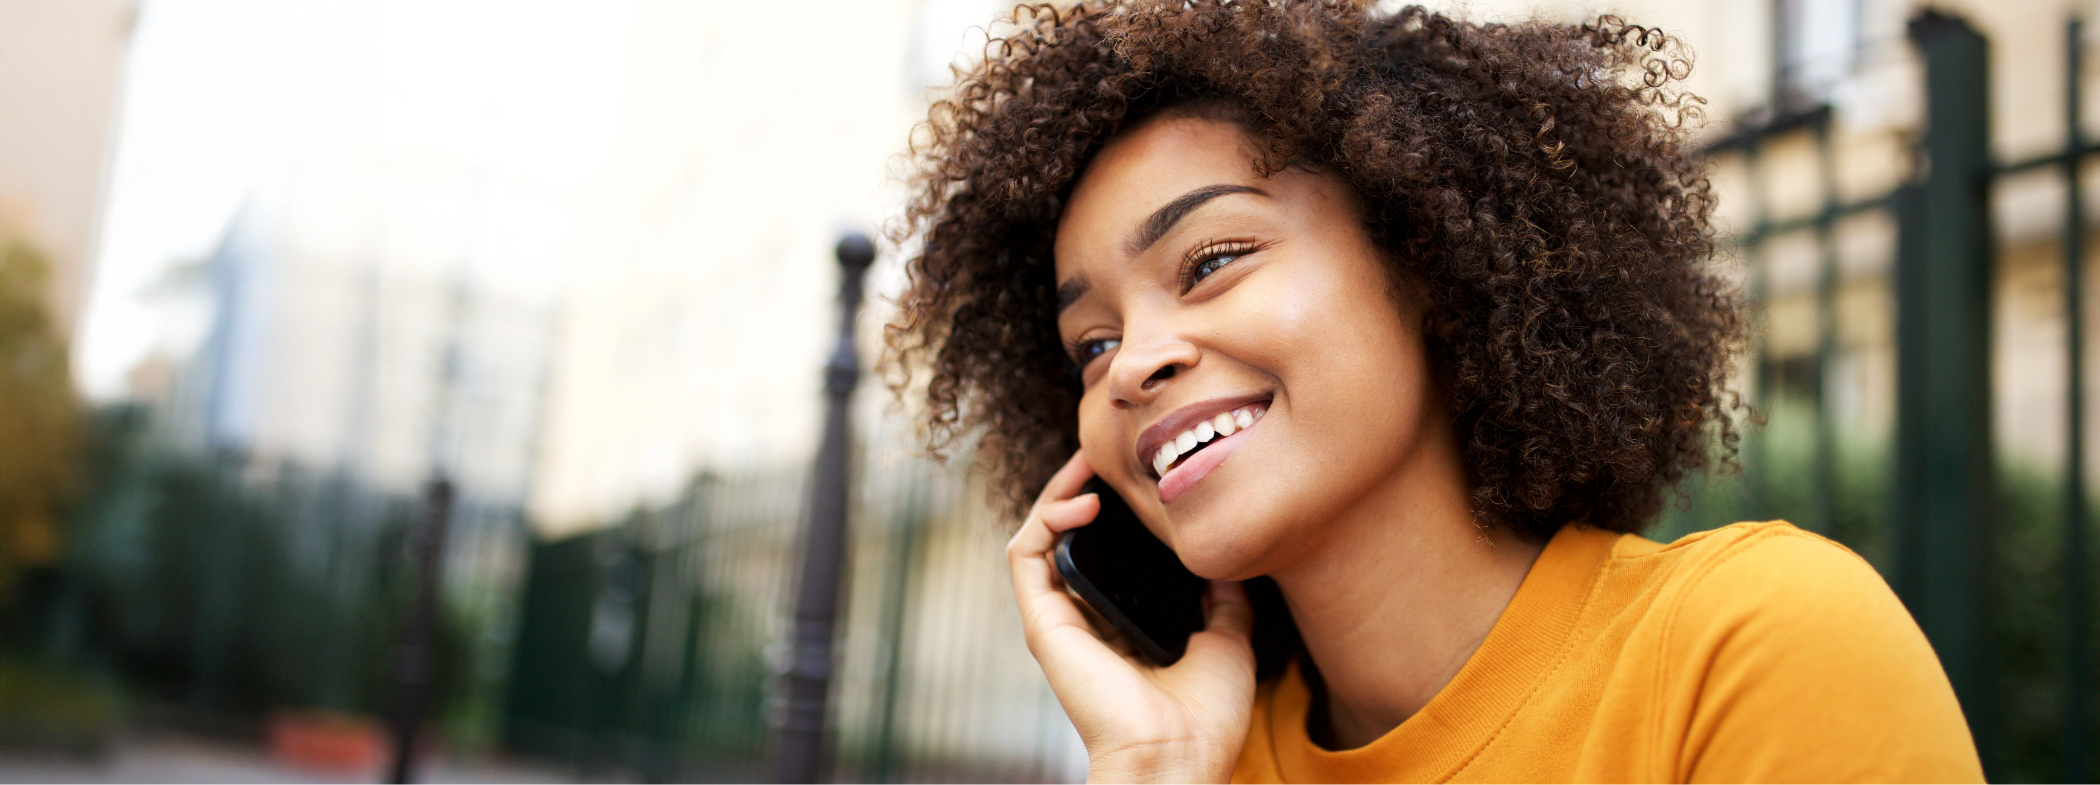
[0,235,84,601]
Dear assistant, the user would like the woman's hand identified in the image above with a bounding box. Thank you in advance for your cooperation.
[1008,450,1258,783]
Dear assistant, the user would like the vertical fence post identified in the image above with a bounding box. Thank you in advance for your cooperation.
[1814,109,1841,537]
[869,479,929,783]
[1895,9,1995,770]
[771,233,875,783]
[2064,17,2093,783]
[1744,136,1771,521]
[389,476,454,784]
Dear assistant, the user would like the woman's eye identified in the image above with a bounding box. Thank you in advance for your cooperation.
[1180,241,1256,292]
[1076,337,1120,366]
[1192,253,1240,283]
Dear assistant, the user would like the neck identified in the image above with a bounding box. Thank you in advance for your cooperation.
[1267,423,1545,750]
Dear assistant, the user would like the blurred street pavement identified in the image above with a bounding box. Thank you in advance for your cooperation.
[0,730,570,784]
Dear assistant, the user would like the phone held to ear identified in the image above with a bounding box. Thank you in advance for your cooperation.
[1054,478,1209,666]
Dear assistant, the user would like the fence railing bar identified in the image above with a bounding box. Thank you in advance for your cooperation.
[1704,104,1834,154]
[1814,112,1842,537]
[1744,135,1772,520]
[1743,195,1893,243]
[1998,140,2100,176]
[2063,17,2093,784]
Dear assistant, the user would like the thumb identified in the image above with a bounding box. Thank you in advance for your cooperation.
[1200,579,1254,643]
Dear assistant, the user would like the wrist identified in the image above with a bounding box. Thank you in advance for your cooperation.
[1087,738,1235,783]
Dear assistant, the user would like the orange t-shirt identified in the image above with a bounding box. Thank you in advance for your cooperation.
[1230,521,1984,783]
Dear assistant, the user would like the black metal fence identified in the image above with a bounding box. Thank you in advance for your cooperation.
[502,450,1084,783]
[1662,11,2098,781]
[53,407,529,748]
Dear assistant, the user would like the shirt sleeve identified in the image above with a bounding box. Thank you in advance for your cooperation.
[1660,527,1985,783]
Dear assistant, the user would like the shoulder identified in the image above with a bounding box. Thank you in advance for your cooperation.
[1629,521,1983,781]
[1644,518,1866,575]
[1641,521,1932,694]
[1590,520,1909,655]
[1649,521,1895,623]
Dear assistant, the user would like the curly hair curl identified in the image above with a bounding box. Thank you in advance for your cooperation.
[884,0,1744,538]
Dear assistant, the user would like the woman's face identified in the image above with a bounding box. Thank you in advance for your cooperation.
[1054,115,1452,581]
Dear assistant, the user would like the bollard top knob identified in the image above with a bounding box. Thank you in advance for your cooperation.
[836,232,876,273]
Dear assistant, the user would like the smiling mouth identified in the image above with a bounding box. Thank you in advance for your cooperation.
[1148,401,1269,479]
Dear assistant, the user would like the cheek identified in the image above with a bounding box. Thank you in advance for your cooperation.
[1260,260,1433,446]
[1241,262,1419,383]
[1075,393,1126,482]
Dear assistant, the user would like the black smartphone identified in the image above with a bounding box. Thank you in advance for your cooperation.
[1053,478,1208,666]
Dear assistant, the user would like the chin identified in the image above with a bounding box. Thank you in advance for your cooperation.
[1161,502,1285,581]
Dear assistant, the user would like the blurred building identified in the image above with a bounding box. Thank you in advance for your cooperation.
[0,0,135,339]
[72,0,1093,778]
[105,160,558,732]
[494,1,1096,779]
[526,0,1005,535]
[165,176,553,507]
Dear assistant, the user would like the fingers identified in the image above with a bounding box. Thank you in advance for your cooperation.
[1008,494,1098,613]
[1008,449,1098,562]
[1009,494,1098,563]
[1039,449,1097,503]
[1038,492,1101,534]
[1009,449,1102,646]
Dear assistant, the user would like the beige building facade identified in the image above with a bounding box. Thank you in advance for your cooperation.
[1438,0,2100,478]
[0,0,134,339]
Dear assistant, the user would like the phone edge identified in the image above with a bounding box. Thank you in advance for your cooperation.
[1053,529,1184,666]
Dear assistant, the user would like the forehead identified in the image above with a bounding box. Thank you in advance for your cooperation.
[1053,116,1264,280]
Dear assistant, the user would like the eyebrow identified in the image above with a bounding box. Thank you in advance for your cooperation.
[1056,183,1267,315]
[1126,183,1267,258]
[1057,276,1089,314]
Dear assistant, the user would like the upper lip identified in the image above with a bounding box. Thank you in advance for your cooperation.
[1135,391,1273,479]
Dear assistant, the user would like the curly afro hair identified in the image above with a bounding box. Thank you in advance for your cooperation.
[884,0,1745,538]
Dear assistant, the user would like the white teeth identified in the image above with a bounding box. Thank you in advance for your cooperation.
[1152,403,1270,478]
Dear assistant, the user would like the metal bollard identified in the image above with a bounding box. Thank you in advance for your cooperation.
[770,233,874,783]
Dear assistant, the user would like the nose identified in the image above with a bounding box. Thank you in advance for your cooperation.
[1107,329,1200,408]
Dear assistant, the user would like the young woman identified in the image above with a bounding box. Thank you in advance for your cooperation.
[885,1,1984,781]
